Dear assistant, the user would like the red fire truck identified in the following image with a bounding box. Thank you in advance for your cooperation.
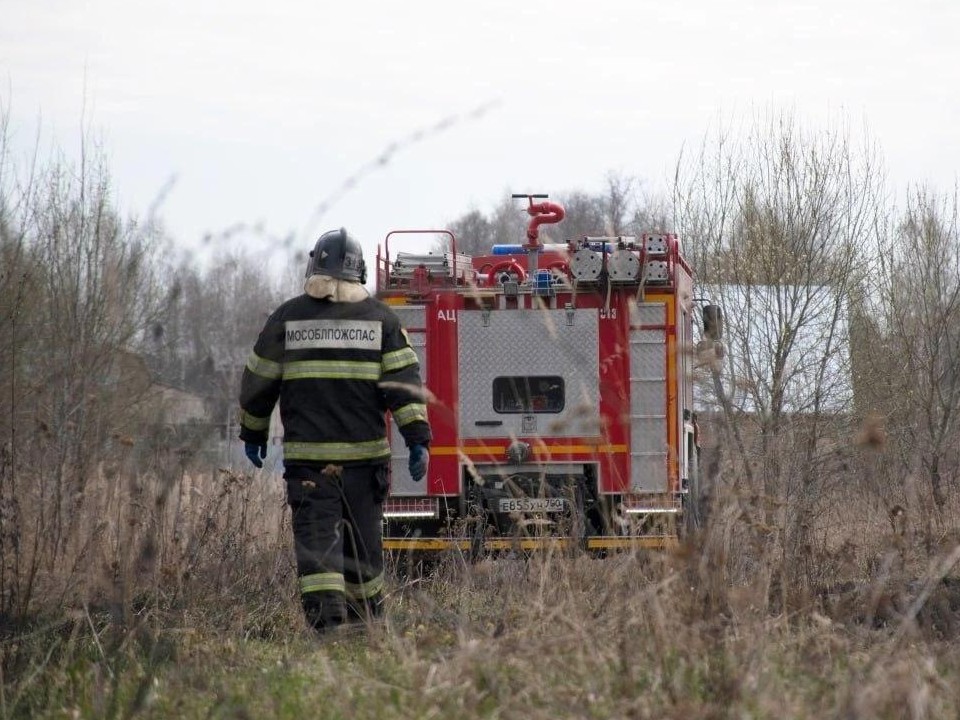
[377,195,712,553]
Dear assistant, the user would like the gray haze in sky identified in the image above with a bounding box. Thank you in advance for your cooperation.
[1,0,957,271]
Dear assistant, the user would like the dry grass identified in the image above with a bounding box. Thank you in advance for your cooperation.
[1,446,959,720]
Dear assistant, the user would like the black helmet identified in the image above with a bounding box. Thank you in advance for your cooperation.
[305,228,367,283]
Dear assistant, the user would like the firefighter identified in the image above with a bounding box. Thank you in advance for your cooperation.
[238,228,431,635]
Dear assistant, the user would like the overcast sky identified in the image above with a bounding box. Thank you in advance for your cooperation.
[1,0,957,271]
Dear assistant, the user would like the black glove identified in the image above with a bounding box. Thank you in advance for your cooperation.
[408,444,428,482]
[245,442,267,468]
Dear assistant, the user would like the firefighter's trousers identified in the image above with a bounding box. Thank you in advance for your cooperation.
[284,464,388,631]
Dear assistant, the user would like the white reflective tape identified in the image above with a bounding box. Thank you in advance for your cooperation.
[285,320,382,350]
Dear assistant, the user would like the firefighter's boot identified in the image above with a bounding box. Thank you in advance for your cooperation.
[302,590,347,635]
[346,590,385,625]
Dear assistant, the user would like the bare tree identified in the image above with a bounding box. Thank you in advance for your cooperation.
[862,186,960,514]
[600,172,633,236]
[148,248,281,464]
[553,190,608,242]
[441,208,496,256]
[0,117,172,619]
[673,110,885,606]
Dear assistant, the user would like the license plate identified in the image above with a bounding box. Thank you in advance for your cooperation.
[498,497,565,513]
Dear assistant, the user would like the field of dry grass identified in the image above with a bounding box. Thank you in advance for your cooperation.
[2,456,960,720]
[4,102,960,719]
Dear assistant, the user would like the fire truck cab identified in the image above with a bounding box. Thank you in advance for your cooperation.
[377,196,704,553]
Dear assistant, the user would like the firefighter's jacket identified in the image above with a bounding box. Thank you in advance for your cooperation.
[238,294,431,466]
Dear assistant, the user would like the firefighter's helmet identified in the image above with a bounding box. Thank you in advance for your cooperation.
[306,228,367,284]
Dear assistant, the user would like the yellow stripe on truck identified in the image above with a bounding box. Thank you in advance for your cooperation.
[586,536,678,550]
[384,538,472,551]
